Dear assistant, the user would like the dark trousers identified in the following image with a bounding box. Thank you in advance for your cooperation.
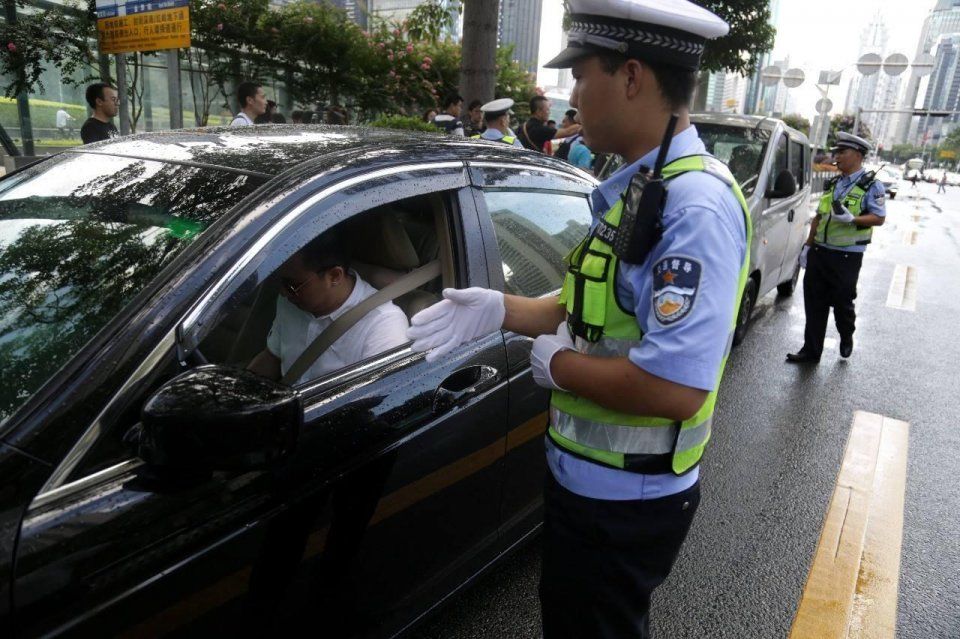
[801,245,864,356]
[539,473,701,639]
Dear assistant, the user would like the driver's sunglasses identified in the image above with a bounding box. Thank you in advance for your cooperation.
[280,275,312,297]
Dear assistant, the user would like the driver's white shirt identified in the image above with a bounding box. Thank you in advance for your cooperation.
[267,272,408,384]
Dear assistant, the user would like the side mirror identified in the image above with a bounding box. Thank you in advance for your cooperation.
[766,169,798,199]
[138,365,300,472]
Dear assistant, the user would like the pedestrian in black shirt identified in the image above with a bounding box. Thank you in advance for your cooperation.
[518,95,580,152]
[80,83,119,145]
[464,99,484,137]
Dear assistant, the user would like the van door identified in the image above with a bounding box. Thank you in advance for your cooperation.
[757,132,794,295]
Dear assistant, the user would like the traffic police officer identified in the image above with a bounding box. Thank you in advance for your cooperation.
[787,132,886,363]
[470,98,524,148]
[407,0,747,636]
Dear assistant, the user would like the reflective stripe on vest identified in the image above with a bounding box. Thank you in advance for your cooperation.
[471,133,517,145]
[550,154,753,475]
[815,179,874,247]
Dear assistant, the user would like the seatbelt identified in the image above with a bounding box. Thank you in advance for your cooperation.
[280,260,441,385]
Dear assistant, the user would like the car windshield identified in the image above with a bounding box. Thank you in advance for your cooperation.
[0,153,264,427]
[695,123,771,196]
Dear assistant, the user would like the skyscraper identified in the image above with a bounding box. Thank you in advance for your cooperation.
[918,34,960,146]
[893,0,960,144]
[844,13,902,147]
[744,0,781,114]
[499,0,543,74]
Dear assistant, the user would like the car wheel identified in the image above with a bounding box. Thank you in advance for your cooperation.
[777,260,800,297]
[732,278,757,347]
[889,192,896,200]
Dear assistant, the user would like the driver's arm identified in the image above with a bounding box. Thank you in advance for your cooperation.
[248,348,281,380]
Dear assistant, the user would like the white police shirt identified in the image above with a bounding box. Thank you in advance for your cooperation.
[230,112,254,126]
[267,272,409,385]
[547,125,747,500]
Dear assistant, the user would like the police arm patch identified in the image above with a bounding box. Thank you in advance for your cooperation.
[653,256,702,325]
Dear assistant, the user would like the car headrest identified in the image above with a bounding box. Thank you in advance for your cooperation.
[352,208,420,271]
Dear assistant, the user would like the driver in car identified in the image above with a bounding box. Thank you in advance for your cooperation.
[248,230,409,384]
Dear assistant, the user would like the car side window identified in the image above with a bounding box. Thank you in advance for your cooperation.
[483,190,592,297]
[199,193,450,387]
[790,140,805,187]
[774,134,788,175]
[64,192,454,483]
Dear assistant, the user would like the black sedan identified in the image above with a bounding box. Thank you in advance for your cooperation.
[0,126,598,637]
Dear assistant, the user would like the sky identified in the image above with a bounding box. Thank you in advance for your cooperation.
[536,0,940,121]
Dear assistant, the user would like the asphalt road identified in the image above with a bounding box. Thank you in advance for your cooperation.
[410,181,960,638]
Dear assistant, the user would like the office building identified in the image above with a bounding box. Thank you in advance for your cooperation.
[499,0,543,74]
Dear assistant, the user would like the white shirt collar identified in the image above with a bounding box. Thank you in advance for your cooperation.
[311,270,372,322]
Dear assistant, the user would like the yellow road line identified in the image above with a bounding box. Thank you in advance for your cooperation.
[790,411,909,639]
[885,265,917,311]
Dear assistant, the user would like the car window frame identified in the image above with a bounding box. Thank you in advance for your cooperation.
[32,160,472,505]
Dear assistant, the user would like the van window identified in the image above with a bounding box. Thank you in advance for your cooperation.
[790,140,806,186]
[774,135,788,175]
[696,123,771,196]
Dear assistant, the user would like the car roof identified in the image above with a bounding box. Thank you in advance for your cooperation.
[69,124,577,178]
[691,113,810,143]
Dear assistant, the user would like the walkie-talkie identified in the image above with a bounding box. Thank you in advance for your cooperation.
[612,114,679,264]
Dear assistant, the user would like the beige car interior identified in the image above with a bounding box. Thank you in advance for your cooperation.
[197,192,454,381]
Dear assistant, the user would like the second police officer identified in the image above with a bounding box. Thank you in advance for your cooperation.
[407,0,749,636]
[470,98,525,148]
[787,132,886,363]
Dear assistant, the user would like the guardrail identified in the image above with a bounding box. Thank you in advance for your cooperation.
[811,170,837,197]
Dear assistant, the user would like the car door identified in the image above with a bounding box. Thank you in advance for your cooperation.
[466,161,596,540]
[12,163,508,638]
[757,131,795,295]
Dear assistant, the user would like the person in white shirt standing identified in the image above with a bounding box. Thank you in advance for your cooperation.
[231,81,268,126]
[248,230,409,384]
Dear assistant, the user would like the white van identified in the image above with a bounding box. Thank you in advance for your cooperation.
[599,114,813,345]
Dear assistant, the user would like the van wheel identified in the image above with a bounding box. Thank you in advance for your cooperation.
[733,278,757,347]
[777,261,800,297]
[889,192,896,200]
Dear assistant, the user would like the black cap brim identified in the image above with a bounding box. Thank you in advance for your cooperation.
[544,44,599,69]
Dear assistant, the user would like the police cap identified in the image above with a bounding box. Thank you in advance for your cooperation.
[481,98,514,120]
[832,131,873,155]
[544,0,729,71]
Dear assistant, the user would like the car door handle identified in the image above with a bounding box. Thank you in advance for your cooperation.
[788,209,795,222]
[433,365,500,413]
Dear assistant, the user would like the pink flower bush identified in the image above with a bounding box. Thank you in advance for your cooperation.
[6,42,15,53]
[406,43,414,53]
[422,56,432,65]
[215,23,224,32]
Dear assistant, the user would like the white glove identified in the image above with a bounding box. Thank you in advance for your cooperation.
[799,245,809,268]
[530,322,575,391]
[831,206,855,224]
[407,287,505,362]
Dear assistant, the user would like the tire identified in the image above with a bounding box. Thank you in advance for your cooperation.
[732,278,757,347]
[777,260,800,297]
[889,192,896,200]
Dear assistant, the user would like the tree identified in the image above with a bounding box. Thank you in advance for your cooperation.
[827,113,872,150]
[458,0,499,109]
[694,1,776,75]
[405,0,461,44]
[781,114,810,136]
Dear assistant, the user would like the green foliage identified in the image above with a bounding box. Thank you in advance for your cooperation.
[405,0,461,43]
[0,98,85,132]
[3,0,535,125]
[828,113,872,150]
[368,115,443,132]
[781,114,810,136]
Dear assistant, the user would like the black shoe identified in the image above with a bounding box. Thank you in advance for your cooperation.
[840,337,853,358]
[786,350,820,364]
